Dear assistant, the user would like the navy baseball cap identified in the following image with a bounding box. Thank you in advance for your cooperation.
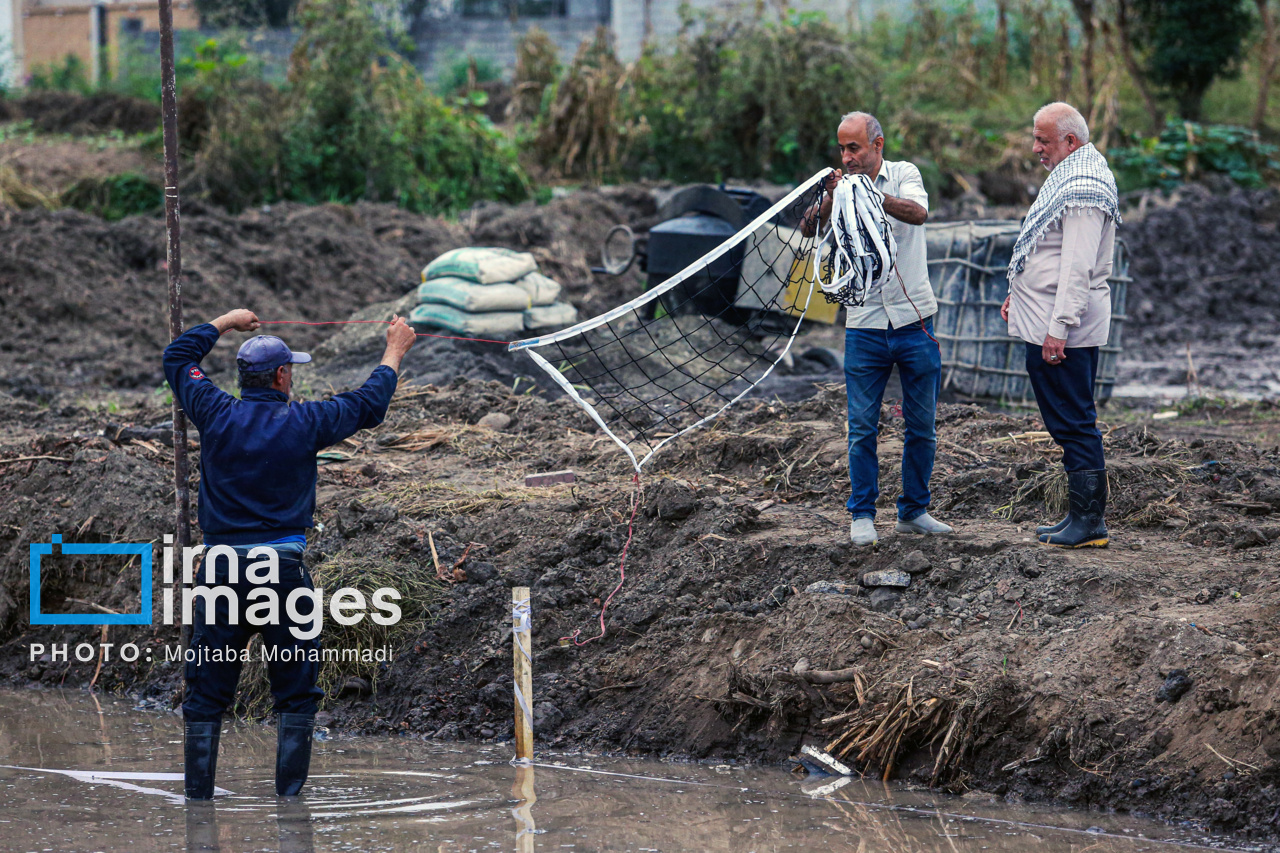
[236,335,312,372]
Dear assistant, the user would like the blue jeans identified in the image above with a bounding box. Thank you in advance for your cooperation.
[845,319,942,521]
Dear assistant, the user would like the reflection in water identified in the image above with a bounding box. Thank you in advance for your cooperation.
[184,799,316,853]
[0,689,1248,853]
[511,765,537,853]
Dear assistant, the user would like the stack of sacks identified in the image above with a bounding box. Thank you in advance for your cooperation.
[408,247,579,339]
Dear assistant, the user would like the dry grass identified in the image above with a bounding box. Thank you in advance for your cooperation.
[375,481,543,517]
[0,162,55,210]
[824,679,974,784]
[232,548,444,718]
[996,456,1191,526]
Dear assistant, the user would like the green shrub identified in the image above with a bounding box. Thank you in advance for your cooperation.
[436,55,503,94]
[29,54,92,95]
[61,173,163,221]
[194,0,527,213]
[1111,121,1280,190]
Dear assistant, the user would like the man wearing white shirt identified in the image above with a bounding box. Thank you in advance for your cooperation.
[802,111,952,546]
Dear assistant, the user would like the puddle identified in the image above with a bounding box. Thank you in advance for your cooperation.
[0,689,1256,852]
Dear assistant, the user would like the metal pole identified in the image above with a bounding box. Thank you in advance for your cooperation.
[157,0,191,646]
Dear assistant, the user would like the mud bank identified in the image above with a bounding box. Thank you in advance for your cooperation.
[4,376,1280,843]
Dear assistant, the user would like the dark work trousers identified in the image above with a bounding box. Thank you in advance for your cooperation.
[1024,343,1105,472]
[182,549,324,724]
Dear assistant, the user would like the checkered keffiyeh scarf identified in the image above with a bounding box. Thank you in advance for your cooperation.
[1010,143,1121,278]
[818,173,897,307]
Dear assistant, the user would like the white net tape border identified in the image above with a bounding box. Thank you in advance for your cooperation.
[510,170,829,471]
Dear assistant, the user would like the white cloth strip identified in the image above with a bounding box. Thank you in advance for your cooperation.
[525,349,641,471]
[512,597,533,725]
[507,170,830,351]
[816,173,896,307]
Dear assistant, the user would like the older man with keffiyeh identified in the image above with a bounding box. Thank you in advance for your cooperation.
[1001,102,1120,549]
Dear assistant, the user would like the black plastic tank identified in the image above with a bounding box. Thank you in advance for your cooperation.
[643,186,772,318]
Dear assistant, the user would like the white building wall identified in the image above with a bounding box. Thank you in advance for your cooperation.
[0,0,15,89]
[611,0,914,62]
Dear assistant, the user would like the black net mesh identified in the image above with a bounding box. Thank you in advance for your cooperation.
[513,173,831,469]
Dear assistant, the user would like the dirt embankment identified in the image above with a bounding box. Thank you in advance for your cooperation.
[4,176,1280,842]
[0,187,654,397]
[4,376,1280,841]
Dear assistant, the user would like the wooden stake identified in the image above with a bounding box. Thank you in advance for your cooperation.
[156,0,191,656]
[512,587,533,762]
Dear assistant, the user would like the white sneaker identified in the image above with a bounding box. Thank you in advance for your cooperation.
[850,518,878,546]
[896,513,953,535]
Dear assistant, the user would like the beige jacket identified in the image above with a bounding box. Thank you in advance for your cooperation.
[1007,208,1115,347]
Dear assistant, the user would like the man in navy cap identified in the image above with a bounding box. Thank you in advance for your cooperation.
[163,308,416,799]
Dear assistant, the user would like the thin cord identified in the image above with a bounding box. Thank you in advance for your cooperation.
[561,473,642,647]
[256,319,512,346]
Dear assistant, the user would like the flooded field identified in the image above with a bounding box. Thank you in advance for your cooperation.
[0,689,1255,853]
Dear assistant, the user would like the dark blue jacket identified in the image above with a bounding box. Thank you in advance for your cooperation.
[163,324,397,546]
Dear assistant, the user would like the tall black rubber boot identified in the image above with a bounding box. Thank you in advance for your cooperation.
[1039,469,1108,548]
[276,713,315,796]
[1036,514,1071,537]
[184,720,221,800]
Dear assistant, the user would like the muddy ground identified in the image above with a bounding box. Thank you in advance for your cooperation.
[4,164,1280,843]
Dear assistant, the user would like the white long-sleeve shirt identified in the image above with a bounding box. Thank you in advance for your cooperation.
[1007,208,1115,347]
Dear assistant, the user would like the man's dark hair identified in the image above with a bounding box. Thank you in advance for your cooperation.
[238,366,275,389]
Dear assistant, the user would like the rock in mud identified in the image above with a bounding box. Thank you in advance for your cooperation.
[647,479,698,520]
[804,581,859,596]
[1156,670,1193,704]
[477,412,512,430]
[339,676,372,698]
[533,702,563,731]
[861,570,911,589]
[897,551,931,574]
[868,588,902,612]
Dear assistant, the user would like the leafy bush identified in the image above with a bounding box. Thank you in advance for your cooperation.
[436,55,503,94]
[61,173,163,220]
[28,55,92,95]
[193,0,527,213]
[509,27,560,121]
[1111,121,1280,190]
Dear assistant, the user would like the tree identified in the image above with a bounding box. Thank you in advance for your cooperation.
[195,0,296,28]
[1256,0,1279,130]
[1127,0,1254,121]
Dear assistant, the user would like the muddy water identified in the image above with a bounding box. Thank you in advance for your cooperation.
[0,690,1248,853]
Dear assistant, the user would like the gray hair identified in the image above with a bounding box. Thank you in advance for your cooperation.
[840,111,884,144]
[1034,102,1090,144]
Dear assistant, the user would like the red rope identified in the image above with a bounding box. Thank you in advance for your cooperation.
[561,473,642,647]
[256,319,512,346]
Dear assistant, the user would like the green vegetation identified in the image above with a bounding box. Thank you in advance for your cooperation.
[1111,120,1280,190]
[193,0,527,212]
[1128,0,1255,122]
[28,55,93,95]
[61,173,163,221]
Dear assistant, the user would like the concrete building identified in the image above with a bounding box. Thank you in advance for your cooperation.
[10,0,198,86]
[415,0,914,77]
[1,0,18,88]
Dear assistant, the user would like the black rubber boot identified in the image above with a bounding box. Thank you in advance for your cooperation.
[1036,515,1071,537]
[184,720,221,800]
[1040,469,1108,548]
[276,713,315,796]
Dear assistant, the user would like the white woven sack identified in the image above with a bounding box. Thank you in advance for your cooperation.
[524,301,578,330]
[409,303,526,338]
[422,247,538,284]
[513,272,562,306]
[417,277,531,312]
